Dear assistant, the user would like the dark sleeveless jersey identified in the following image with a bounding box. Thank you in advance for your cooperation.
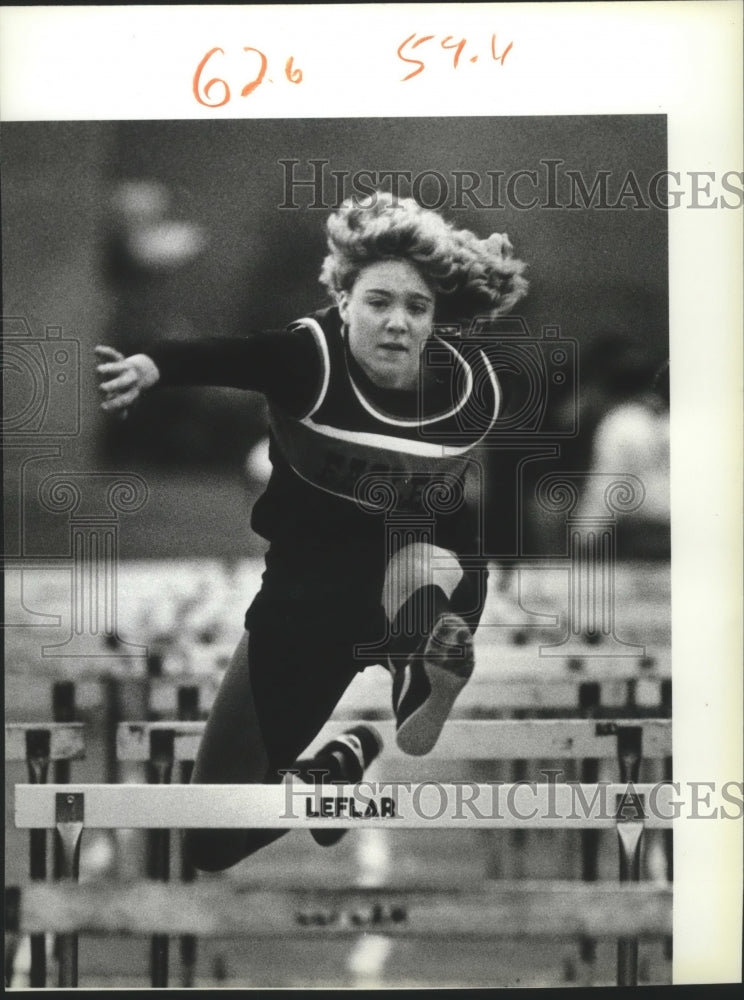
[148,306,502,560]
[253,308,500,559]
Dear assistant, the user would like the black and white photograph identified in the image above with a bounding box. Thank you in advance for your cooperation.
[2,3,742,992]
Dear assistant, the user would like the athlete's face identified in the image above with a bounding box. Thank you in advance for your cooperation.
[339,260,435,390]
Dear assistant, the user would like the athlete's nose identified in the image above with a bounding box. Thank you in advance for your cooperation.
[385,305,408,333]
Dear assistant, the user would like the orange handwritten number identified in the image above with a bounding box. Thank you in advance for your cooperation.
[491,34,513,65]
[440,36,467,69]
[285,56,302,84]
[398,33,435,82]
[241,47,268,97]
[193,47,230,108]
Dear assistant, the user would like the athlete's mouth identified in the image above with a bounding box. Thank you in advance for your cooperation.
[378,343,408,352]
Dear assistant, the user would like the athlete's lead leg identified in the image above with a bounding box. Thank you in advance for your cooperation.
[383,542,486,756]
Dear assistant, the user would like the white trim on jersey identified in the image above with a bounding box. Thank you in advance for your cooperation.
[347,335,475,428]
[300,348,501,459]
[299,418,468,457]
[476,346,502,436]
[300,360,501,458]
[291,316,330,417]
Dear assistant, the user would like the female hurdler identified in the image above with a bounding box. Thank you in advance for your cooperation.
[96,193,528,870]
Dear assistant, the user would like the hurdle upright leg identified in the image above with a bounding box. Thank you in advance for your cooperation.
[661,678,673,964]
[662,746,673,965]
[147,729,175,988]
[508,710,528,881]
[614,725,644,986]
[51,682,76,983]
[51,684,75,790]
[4,887,22,987]
[25,729,50,988]
[54,792,84,987]
[177,686,200,989]
[576,682,601,983]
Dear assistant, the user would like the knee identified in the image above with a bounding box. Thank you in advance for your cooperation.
[383,544,464,619]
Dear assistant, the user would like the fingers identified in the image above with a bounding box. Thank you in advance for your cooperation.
[98,369,139,393]
[95,345,125,362]
[95,347,151,417]
[101,386,140,411]
[95,347,130,388]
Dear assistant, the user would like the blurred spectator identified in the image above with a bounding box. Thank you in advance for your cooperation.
[104,179,207,354]
[512,331,668,558]
[578,356,670,560]
[101,180,267,470]
[557,331,663,478]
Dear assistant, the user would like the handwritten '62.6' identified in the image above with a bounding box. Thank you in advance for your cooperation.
[193,47,302,107]
[398,33,514,81]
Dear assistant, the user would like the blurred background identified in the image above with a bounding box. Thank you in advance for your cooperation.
[3,116,669,562]
[3,117,672,988]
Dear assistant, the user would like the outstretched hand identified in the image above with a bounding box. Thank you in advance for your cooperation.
[95,346,160,413]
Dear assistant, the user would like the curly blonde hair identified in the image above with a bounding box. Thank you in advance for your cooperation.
[319,192,528,323]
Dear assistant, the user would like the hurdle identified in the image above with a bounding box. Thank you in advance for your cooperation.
[6,642,671,725]
[15,780,677,831]
[13,716,673,988]
[116,717,672,763]
[144,649,671,719]
[5,700,85,990]
[5,722,85,767]
[115,717,671,986]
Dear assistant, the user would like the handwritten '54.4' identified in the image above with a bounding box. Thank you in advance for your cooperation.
[398,33,513,81]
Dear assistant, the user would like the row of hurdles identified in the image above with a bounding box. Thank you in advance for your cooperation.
[7,701,673,989]
[7,644,672,754]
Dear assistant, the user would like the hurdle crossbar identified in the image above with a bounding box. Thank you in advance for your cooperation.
[7,646,671,684]
[7,881,672,938]
[149,677,670,714]
[5,723,86,762]
[15,782,675,830]
[8,651,671,714]
[473,646,670,676]
[116,718,672,763]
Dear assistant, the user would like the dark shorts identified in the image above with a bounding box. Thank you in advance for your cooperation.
[244,541,489,673]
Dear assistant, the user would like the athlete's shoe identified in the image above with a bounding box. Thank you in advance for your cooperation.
[309,724,383,847]
[393,614,475,756]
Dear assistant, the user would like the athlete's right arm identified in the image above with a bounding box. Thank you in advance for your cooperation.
[95,345,161,412]
[95,325,325,418]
